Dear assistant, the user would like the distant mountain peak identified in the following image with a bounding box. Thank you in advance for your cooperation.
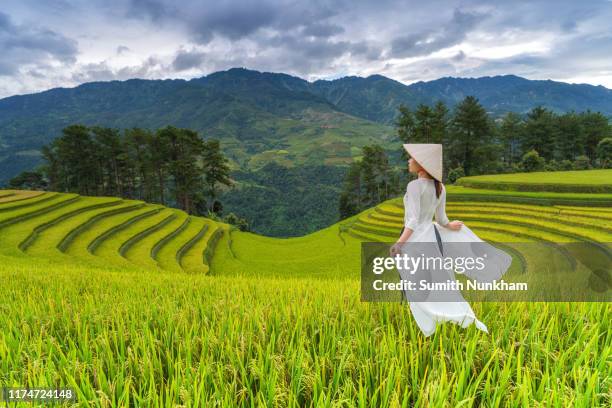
[1,66,612,187]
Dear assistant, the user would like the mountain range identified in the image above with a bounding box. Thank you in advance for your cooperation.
[1,67,612,187]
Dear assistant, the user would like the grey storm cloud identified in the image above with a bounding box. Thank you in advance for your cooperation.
[389,8,488,58]
[116,45,131,54]
[172,49,206,71]
[125,0,346,44]
[0,11,78,75]
[71,56,164,83]
[301,22,344,38]
[0,0,612,98]
[126,0,176,22]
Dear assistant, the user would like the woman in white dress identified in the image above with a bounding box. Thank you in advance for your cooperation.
[389,144,512,337]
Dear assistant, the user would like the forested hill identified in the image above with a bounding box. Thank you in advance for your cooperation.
[314,73,612,124]
[2,68,612,186]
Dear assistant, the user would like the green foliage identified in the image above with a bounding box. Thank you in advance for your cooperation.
[544,159,560,171]
[554,111,584,161]
[8,169,47,190]
[37,124,232,217]
[395,98,610,185]
[521,149,545,172]
[338,145,403,220]
[222,212,249,231]
[447,166,465,184]
[220,163,346,237]
[522,106,558,161]
[201,139,233,214]
[573,155,591,170]
[158,126,208,213]
[447,96,495,176]
[398,101,451,145]
[559,159,573,171]
[596,137,612,168]
[499,112,523,165]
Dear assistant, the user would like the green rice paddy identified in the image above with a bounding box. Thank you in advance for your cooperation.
[0,169,610,406]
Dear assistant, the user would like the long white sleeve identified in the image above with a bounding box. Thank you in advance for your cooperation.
[435,185,450,227]
[403,181,421,231]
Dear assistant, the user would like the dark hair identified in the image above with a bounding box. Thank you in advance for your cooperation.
[434,179,443,199]
[422,168,443,199]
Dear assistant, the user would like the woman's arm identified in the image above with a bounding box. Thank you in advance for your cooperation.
[390,182,420,256]
[434,185,450,227]
[397,226,413,244]
[435,185,463,231]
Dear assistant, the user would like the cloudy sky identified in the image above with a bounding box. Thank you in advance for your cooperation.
[1,0,612,98]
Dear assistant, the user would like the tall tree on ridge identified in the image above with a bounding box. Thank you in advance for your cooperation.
[555,111,584,161]
[414,104,434,143]
[523,106,557,161]
[338,161,363,219]
[55,125,98,195]
[395,104,416,162]
[40,144,61,192]
[360,144,394,206]
[201,139,232,214]
[159,126,206,214]
[148,129,171,206]
[500,112,523,166]
[449,96,491,176]
[124,128,154,201]
[92,126,125,197]
[431,100,449,144]
[580,110,611,162]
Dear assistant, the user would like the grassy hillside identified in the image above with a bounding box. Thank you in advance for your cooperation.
[457,169,612,193]
[0,184,610,406]
[0,69,398,186]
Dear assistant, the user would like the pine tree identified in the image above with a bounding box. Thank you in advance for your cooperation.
[523,106,557,161]
[202,139,232,214]
[415,104,434,142]
[449,96,491,176]
[431,101,449,144]
[360,145,394,206]
[91,126,125,197]
[500,112,523,165]
[395,104,416,162]
[55,125,99,195]
[124,128,155,201]
[158,126,206,213]
[148,130,171,205]
[40,144,61,191]
[338,161,363,219]
[555,111,584,161]
[580,110,611,162]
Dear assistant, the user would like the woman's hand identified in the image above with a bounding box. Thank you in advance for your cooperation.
[446,220,464,231]
[389,242,403,257]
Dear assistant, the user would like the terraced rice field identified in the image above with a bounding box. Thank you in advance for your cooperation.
[0,191,227,273]
[348,199,612,243]
[1,171,611,406]
[456,168,612,193]
[344,185,612,282]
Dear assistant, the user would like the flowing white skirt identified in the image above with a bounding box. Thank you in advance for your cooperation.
[398,221,512,337]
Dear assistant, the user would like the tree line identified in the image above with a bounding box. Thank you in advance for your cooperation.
[338,145,406,218]
[397,96,611,177]
[339,96,612,218]
[10,124,240,220]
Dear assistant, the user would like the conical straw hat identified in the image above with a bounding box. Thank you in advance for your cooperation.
[402,143,443,182]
